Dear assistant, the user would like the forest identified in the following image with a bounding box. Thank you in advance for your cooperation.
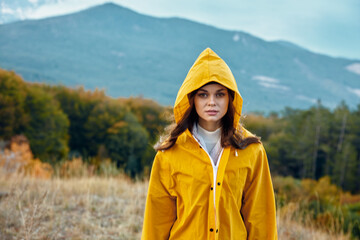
[1,68,360,238]
[1,68,360,191]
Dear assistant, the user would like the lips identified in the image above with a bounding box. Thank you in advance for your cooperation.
[205,110,218,116]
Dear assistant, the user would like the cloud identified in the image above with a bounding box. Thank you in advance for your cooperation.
[25,0,109,19]
[1,3,15,14]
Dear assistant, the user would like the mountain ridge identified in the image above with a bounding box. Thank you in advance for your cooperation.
[0,2,359,112]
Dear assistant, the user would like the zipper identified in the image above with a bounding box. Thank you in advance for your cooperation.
[192,135,224,229]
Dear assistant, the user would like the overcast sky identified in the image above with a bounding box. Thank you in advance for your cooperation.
[8,0,360,59]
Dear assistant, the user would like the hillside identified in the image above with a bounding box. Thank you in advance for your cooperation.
[0,2,359,112]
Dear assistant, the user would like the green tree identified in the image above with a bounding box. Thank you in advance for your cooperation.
[351,105,360,192]
[124,97,170,144]
[83,100,128,157]
[51,86,104,157]
[24,86,69,162]
[105,112,149,177]
[0,69,29,139]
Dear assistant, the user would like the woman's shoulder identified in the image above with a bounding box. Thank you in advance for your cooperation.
[237,125,266,154]
[239,125,256,138]
[155,131,197,159]
[154,136,184,158]
[156,135,193,155]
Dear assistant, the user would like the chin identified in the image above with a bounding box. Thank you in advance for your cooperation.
[205,118,221,123]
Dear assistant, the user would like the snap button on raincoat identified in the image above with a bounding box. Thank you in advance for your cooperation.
[141,48,277,239]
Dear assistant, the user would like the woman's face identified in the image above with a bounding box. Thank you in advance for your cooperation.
[194,83,229,131]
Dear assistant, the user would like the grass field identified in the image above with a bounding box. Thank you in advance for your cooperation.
[0,173,350,240]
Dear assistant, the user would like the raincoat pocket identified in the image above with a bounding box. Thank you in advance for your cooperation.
[172,165,211,201]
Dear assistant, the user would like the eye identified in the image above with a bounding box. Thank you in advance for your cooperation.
[197,93,207,98]
[216,92,225,97]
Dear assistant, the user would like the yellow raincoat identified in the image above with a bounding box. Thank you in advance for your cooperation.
[141,48,277,239]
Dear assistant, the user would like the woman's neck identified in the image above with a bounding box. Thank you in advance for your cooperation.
[198,119,221,131]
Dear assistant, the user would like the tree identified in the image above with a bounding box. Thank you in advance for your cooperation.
[52,86,104,157]
[0,69,29,139]
[105,112,149,177]
[24,86,69,162]
[83,100,128,157]
[123,97,170,144]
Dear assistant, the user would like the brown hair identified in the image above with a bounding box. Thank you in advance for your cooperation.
[155,86,260,151]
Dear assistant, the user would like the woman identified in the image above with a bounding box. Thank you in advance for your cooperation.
[141,48,277,239]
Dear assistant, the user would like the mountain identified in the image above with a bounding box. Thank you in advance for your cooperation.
[0,2,359,112]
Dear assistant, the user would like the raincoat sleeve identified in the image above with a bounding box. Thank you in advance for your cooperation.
[240,144,278,240]
[141,151,177,240]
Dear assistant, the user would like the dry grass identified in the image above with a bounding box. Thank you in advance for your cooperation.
[0,173,351,240]
[0,173,146,240]
[277,202,350,240]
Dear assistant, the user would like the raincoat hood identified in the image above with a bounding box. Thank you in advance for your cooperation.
[174,48,243,128]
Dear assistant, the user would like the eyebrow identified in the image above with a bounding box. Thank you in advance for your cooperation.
[198,88,227,93]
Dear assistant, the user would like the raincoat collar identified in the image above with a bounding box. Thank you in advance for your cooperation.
[192,123,222,164]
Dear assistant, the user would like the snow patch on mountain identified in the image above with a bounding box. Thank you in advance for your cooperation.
[111,51,126,57]
[347,87,360,97]
[253,75,279,83]
[296,95,317,103]
[233,33,240,42]
[346,63,360,75]
[133,24,143,32]
[293,58,316,79]
[258,82,290,91]
[252,75,290,91]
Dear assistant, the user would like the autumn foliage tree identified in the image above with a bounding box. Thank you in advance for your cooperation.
[0,68,170,177]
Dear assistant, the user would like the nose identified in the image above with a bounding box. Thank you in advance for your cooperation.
[208,95,216,106]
